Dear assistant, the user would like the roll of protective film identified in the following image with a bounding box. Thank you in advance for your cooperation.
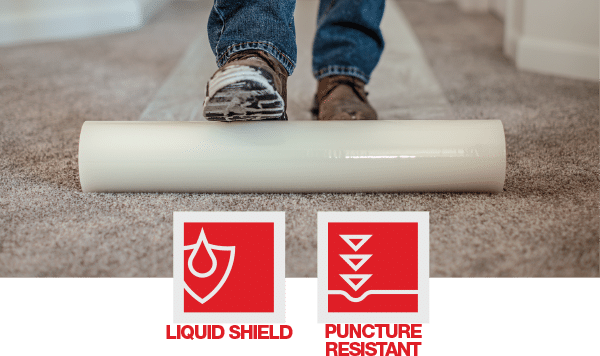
[78,120,506,193]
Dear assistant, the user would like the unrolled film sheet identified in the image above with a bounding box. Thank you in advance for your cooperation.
[78,120,506,193]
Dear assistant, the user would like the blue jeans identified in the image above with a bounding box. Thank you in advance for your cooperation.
[207,0,385,84]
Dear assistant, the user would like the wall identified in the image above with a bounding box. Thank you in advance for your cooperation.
[428,0,599,80]
[505,0,599,81]
[0,0,170,46]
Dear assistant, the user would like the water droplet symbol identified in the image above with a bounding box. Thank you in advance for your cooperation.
[188,228,217,278]
[183,228,235,304]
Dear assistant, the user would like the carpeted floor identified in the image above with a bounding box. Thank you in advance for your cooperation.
[0,0,598,277]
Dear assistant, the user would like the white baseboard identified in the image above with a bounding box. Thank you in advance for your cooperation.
[0,0,170,46]
[516,36,599,81]
[502,0,522,59]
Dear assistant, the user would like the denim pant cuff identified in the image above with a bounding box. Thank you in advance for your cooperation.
[217,41,296,76]
[313,65,370,84]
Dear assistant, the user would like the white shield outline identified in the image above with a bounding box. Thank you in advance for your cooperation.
[183,228,235,304]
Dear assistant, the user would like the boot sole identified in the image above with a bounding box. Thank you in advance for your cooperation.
[203,65,286,121]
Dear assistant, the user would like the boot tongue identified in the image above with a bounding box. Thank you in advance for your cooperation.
[317,76,368,104]
[332,77,368,102]
[229,51,278,72]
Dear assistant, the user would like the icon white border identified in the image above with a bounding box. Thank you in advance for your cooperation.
[317,211,429,323]
[173,211,285,323]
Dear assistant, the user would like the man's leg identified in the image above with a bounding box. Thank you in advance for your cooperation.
[203,0,297,121]
[312,0,385,120]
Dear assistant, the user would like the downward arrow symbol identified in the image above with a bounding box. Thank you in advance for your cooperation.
[340,274,372,291]
[340,254,372,271]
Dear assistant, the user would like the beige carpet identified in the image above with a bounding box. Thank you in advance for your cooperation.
[0,0,598,277]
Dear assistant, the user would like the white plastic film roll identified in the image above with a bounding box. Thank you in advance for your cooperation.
[78,120,506,193]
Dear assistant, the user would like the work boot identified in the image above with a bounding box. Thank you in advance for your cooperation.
[203,50,288,121]
[312,75,377,120]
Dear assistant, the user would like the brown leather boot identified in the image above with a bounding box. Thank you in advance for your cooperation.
[203,50,288,121]
[312,75,377,120]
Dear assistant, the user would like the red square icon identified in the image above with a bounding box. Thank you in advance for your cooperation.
[174,212,285,323]
[327,222,419,313]
[183,222,274,312]
[318,212,429,323]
